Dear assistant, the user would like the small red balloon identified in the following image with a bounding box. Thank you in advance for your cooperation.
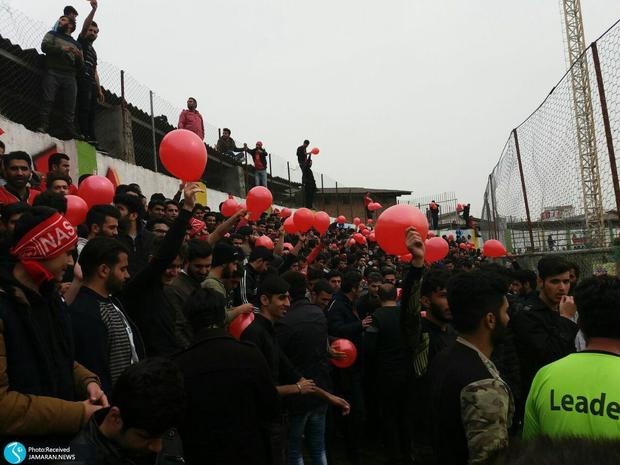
[361,228,370,237]
[255,235,274,250]
[483,239,507,258]
[368,202,382,212]
[78,175,115,207]
[368,232,376,242]
[246,186,273,216]
[294,208,315,233]
[448,234,455,242]
[375,204,429,256]
[314,211,331,236]
[347,238,356,247]
[337,215,346,225]
[229,312,255,340]
[159,129,208,181]
[65,195,88,226]
[284,216,298,234]
[330,339,357,369]
[425,237,450,263]
[311,147,320,155]
[279,208,292,219]
[221,196,238,217]
[353,217,361,226]
[400,253,413,263]
[283,242,294,251]
[353,233,366,245]
[368,219,373,225]
[459,243,467,250]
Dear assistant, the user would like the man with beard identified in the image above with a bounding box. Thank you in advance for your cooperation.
[147,198,166,222]
[428,269,513,465]
[165,239,213,349]
[114,193,153,277]
[357,271,382,319]
[38,15,83,138]
[71,237,143,393]
[202,242,254,323]
[177,97,205,140]
[0,152,40,206]
[204,211,217,233]
[511,257,578,400]
[76,0,104,144]
[77,204,120,255]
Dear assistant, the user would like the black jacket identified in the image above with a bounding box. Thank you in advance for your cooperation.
[247,147,268,170]
[511,293,578,397]
[120,209,191,357]
[365,306,410,379]
[70,286,145,393]
[275,298,332,414]
[117,222,154,278]
[235,262,261,308]
[327,292,364,372]
[174,328,279,465]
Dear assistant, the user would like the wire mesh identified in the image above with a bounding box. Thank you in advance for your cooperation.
[482,18,620,255]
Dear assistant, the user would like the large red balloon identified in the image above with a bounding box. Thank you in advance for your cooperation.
[314,211,331,236]
[159,129,207,181]
[375,205,429,256]
[221,196,238,217]
[311,147,320,155]
[246,186,273,216]
[78,175,115,207]
[483,239,507,258]
[255,235,274,250]
[65,195,88,226]
[337,215,346,225]
[279,208,292,219]
[284,216,298,234]
[425,237,449,263]
[294,208,315,233]
[330,339,357,369]
[229,312,255,340]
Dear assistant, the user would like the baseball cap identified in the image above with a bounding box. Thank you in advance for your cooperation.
[249,246,274,262]
[212,242,244,267]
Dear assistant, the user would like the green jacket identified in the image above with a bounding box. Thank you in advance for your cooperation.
[41,31,83,76]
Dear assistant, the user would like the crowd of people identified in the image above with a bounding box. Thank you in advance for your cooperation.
[1,137,619,465]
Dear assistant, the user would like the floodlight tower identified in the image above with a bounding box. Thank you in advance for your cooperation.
[562,0,606,246]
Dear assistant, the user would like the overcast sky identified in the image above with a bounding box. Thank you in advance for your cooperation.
[10,0,620,211]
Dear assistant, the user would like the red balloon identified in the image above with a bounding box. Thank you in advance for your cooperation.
[427,231,435,239]
[294,208,315,233]
[314,211,331,236]
[448,234,455,242]
[65,195,88,226]
[246,186,273,216]
[279,208,292,219]
[358,224,367,231]
[483,239,507,258]
[78,175,115,207]
[284,216,298,234]
[456,203,464,212]
[159,129,207,181]
[368,232,376,242]
[368,219,374,225]
[221,196,238,217]
[459,243,467,250]
[311,147,320,155]
[425,237,449,263]
[330,339,357,369]
[375,205,429,256]
[347,238,356,247]
[283,242,294,251]
[255,235,274,250]
[353,233,366,245]
[361,228,370,237]
[368,202,382,212]
[353,217,361,226]
[400,253,413,263]
[337,215,346,225]
[229,312,255,340]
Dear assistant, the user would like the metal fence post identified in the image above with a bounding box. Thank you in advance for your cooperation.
[287,161,292,201]
[488,174,499,240]
[335,182,340,216]
[149,90,157,172]
[349,188,354,220]
[513,129,535,250]
[120,70,127,159]
[269,153,272,178]
[592,41,620,225]
[321,174,325,211]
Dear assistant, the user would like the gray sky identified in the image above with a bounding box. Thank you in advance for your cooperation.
[12,0,620,211]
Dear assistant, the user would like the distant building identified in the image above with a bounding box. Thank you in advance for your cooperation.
[315,187,411,220]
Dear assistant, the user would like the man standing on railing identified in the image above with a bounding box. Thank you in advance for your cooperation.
[245,141,269,187]
[297,139,310,169]
[38,16,83,139]
[216,128,244,161]
[77,0,104,145]
[178,98,205,141]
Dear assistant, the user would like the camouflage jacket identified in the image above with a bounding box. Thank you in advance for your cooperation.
[457,337,515,465]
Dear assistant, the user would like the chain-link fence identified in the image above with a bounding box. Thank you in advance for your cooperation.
[0,0,346,208]
[482,18,620,254]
